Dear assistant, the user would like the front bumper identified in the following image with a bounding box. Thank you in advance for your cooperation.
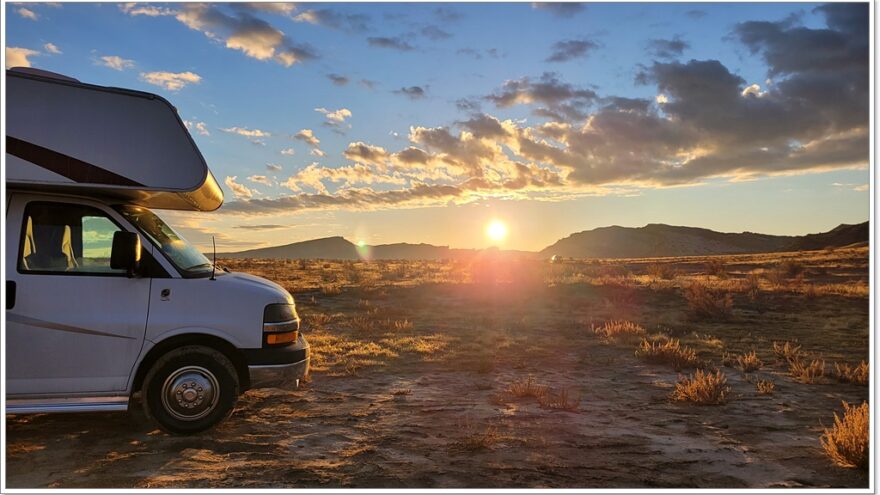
[244,335,310,390]
[248,357,310,390]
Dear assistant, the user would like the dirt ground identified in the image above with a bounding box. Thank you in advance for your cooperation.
[5,248,870,488]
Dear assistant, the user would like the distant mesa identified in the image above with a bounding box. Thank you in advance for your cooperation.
[218,222,868,260]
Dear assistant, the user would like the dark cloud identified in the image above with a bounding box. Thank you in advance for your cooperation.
[486,72,597,120]
[685,9,707,19]
[421,25,452,40]
[293,8,370,32]
[646,36,689,59]
[546,38,600,62]
[327,73,349,85]
[457,48,501,60]
[360,79,377,89]
[233,224,288,230]
[394,86,426,99]
[434,7,463,23]
[455,97,482,112]
[367,36,415,51]
[532,2,585,17]
[457,114,509,139]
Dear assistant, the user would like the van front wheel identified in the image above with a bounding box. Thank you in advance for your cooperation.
[142,345,240,434]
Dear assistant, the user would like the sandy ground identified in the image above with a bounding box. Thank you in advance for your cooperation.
[5,251,870,488]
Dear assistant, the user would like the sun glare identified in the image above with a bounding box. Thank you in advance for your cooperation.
[486,220,508,243]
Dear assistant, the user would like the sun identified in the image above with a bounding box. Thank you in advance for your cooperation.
[486,220,508,243]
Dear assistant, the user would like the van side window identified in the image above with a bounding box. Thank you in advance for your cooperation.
[19,202,127,275]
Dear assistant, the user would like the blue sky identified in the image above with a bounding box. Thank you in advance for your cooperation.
[5,2,869,251]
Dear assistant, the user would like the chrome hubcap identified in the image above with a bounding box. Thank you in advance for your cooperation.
[161,366,220,421]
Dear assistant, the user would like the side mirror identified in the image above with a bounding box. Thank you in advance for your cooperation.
[111,231,141,277]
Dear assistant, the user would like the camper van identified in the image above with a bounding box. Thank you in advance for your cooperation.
[5,69,310,434]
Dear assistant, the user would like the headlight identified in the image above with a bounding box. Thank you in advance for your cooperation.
[263,303,299,346]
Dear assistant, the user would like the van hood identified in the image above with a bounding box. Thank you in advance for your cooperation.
[214,271,293,305]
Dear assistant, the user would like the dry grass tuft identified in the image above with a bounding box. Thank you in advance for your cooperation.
[537,388,580,412]
[705,258,728,278]
[670,369,730,405]
[744,273,762,301]
[684,282,733,320]
[592,320,646,343]
[449,425,500,452]
[635,338,700,371]
[755,379,776,395]
[788,358,825,384]
[506,376,548,399]
[736,350,764,372]
[773,340,803,362]
[834,361,869,386]
[820,401,869,470]
[647,263,678,280]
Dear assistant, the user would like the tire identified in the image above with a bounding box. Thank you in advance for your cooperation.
[141,345,240,435]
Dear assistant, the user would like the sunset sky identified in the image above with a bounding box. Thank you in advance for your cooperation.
[5,2,869,251]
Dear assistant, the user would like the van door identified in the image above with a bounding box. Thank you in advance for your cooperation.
[5,195,151,396]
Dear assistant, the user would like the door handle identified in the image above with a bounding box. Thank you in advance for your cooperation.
[6,281,16,310]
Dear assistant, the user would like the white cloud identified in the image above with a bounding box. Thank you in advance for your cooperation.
[43,43,62,55]
[17,7,38,21]
[248,175,274,186]
[99,55,135,71]
[741,83,765,98]
[294,128,320,147]
[184,120,210,136]
[315,107,352,126]
[220,126,271,138]
[140,71,202,91]
[853,184,869,192]
[267,163,283,171]
[224,176,256,199]
[280,148,295,156]
[6,47,39,69]
[310,148,326,157]
[119,3,175,16]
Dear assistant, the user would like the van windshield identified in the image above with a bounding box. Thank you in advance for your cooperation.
[117,206,214,276]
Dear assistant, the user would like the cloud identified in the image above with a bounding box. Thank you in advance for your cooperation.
[315,107,352,127]
[433,7,463,23]
[421,25,452,40]
[99,55,135,71]
[220,126,270,138]
[327,73,349,85]
[17,7,38,20]
[247,175,274,186]
[279,148,295,156]
[125,3,317,67]
[546,39,600,62]
[310,148,326,157]
[685,9,707,19]
[532,3,585,17]
[486,72,597,120]
[267,163,284,171]
[234,3,297,16]
[647,36,689,59]
[233,224,288,231]
[368,37,415,51]
[394,86,426,99]
[6,47,39,68]
[293,8,370,32]
[140,71,201,91]
[184,120,211,136]
[294,129,320,147]
[224,176,256,199]
[216,5,867,217]
[43,42,62,55]
[360,79,377,89]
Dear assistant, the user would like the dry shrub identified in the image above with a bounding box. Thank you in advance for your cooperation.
[736,350,763,372]
[307,313,332,328]
[393,319,414,331]
[592,320,645,343]
[755,379,776,395]
[834,361,869,385]
[777,259,806,278]
[349,314,375,334]
[773,340,803,362]
[537,388,580,412]
[720,351,736,368]
[506,375,547,399]
[744,273,761,301]
[449,425,500,452]
[321,285,342,296]
[789,358,825,383]
[635,338,700,371]
[820,401,869,470]
[684,282,732,320]
[646,263,678,280]
[705,258,728,278]
[670,369,730,405]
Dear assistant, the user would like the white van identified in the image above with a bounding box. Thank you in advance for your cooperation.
[5,69,310,434]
